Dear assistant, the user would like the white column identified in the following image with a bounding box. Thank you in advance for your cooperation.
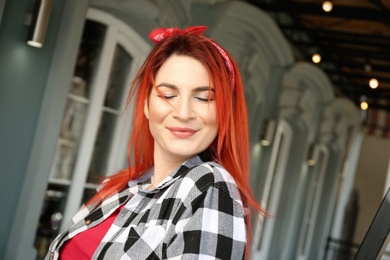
[330,131,363,239]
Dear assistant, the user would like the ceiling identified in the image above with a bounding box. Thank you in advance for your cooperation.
[244,0,390,112]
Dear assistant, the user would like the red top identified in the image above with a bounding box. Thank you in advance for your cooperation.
[59,205,125,259]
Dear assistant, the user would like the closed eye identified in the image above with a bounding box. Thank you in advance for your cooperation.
[193,86,215,102]
[157,95,176,100]
[196,96,214,102]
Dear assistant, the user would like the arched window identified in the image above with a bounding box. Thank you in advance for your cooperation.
[34,9,149,259]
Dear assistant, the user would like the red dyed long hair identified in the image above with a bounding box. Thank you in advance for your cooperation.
[87,32,266,253]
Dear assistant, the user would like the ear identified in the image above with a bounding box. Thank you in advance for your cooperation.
[144,99,149,120]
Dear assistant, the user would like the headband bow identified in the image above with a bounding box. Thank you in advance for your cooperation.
[148,26,235,89]
[148,26,207,44]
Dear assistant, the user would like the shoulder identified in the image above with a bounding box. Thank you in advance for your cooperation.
[176,161,243,208]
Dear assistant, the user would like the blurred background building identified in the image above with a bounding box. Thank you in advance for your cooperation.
[0,0,389,259]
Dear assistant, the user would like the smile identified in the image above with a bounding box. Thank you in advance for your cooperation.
[168,127,197,138]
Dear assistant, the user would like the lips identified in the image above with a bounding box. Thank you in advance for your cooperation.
[168,127,197,138]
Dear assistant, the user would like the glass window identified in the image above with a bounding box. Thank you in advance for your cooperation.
[34,20,107,259]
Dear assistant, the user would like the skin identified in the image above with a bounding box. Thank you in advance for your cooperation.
[144,54,218,189]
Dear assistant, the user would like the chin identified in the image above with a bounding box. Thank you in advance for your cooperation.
[168,149,200,160]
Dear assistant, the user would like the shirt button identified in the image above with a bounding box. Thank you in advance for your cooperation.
[85,219,92,225]
[50,252,54,259]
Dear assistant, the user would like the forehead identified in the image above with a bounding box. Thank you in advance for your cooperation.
[155,54,210,87]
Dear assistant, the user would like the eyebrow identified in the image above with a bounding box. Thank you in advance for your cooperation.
[156,83,214,92]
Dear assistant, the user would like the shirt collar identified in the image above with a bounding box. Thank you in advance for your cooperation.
[128,152,212,193]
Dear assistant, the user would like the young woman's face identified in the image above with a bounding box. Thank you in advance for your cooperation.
[144,54,218,163]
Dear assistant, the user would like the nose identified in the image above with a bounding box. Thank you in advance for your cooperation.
[172,98,196,121]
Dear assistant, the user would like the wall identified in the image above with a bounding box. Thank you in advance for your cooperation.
[353,134,390,244]
[0,0,66,258]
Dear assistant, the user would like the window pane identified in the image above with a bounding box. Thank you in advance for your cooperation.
[87,111,117,183]
[72,20,107,98]
[87,44,133,182]
[49,141,77,180]
[104,44,133,109]
[35,20,107,259]
[34,185,68,259]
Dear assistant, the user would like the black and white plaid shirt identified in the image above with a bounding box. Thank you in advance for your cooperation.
[46,154,246,259]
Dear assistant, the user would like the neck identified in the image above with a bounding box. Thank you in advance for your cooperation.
[150,150,188,189]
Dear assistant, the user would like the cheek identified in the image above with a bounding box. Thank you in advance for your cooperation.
[148,100,172,123]
[202,107,218,133]
[148,107,162,124]
[209,109,219,141]
[207,107,218,126]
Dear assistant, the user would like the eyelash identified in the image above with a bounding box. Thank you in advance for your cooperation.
[158,95,214,102]
[158,95,175,100]
[196,97,213,102]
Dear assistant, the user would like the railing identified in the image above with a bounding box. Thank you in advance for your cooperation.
[324,237,390,260]
[324,237,360,260]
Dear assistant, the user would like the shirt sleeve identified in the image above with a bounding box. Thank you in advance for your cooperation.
[165,183,247,260]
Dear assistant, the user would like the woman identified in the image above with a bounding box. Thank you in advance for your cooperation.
[46,26,265,260]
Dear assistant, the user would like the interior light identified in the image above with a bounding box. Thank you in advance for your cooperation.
[27,40,43,48]
[27,0,52,48]
[322,1,333,12]
[312,53,321,63]
[369,78,379,89]
[360,101,368,110]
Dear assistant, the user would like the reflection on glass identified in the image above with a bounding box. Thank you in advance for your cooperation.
[104,44,132,109]
[69,76,87,97]
[34,185,68,260]
[35,19,107,259]
[49,140,77,180]
[60,98,87,142]
[82,188,97,205]
[87,111,117,183]
[73,20,107,98]
[51,95,86,181]
[87,44,132,183]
